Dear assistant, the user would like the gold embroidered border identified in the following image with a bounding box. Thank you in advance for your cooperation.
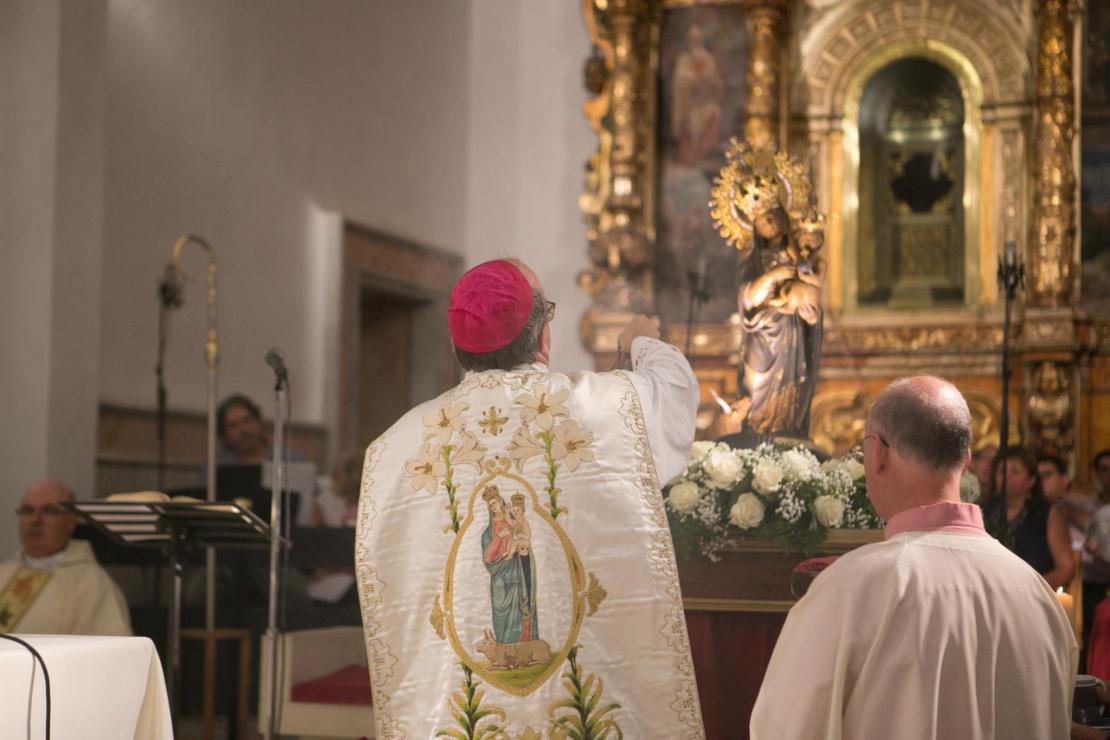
[355,439,405,740]
[615,373,706,738]
[0,566,52,632]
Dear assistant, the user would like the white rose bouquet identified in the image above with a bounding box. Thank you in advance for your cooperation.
[664,441,883,558]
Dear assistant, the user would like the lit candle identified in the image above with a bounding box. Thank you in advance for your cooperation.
[1003,239,1016,268]
[1056,587,1075,625]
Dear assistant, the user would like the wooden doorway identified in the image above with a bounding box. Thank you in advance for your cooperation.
[340,223,462,455]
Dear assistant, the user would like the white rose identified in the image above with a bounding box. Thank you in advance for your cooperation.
[959,471,981,503]
[843,458,865,480]
[813,495,845,528]
[690,441,716,462]
[729,493,765,529]
[751,458,784,495]
[781,448,819,481]
[668,480,701,513]
[704,448,744,488]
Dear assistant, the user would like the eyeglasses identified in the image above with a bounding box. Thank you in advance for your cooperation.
[848,432,890,463]
[544,300,556,323]
[15,505,69,518]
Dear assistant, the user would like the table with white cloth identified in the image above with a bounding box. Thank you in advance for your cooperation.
[0,634,172,740]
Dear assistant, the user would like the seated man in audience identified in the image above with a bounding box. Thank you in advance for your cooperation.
[217,393,270,464]
[751,375,1076,740]
[1096,449,1110,498]
[0,479,132,636]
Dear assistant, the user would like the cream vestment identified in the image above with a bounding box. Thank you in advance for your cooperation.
[751,513,1077,740]
[0,539,132,637]
[355,337,705,738]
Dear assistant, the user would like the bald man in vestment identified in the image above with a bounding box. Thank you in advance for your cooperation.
[751,376,1076,740]
[0,479,131,636]
[355,259,704,738]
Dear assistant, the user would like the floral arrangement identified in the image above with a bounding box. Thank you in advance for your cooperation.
[664,441,981,558]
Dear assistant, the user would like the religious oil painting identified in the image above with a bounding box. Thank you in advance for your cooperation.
[443,475,583,697]
[1081,0,1110,314]
[655,4,748,324]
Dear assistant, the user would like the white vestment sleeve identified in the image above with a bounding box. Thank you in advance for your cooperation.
[626,336,699,485]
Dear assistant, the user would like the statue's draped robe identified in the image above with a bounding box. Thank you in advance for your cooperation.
[0,540,132,636]
[355,337,705,738]
[741,246,823,437]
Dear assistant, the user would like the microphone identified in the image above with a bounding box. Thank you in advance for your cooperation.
[157,263,184,310]
[265,347,288,387]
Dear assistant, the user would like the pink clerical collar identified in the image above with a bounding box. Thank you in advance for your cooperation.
[884,500,988,539]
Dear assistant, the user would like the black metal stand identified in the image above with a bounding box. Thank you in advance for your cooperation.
[66,500,271,727]
[997,240,1024,500]
[155,264,183,490]
[684,262,711,358]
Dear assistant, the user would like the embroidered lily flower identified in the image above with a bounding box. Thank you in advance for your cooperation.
[508,427,545,471]
[422,401,468,443]
[450,432,486,471]
[551,420,595,472]
[515,387,570,431]
[405,443,446,494]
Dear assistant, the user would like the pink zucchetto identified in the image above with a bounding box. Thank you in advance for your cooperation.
[448,260,534,353]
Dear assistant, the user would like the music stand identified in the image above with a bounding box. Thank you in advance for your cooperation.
[67,499,273,720]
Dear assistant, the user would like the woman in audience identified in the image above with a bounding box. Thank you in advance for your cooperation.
[980,447,1074,589]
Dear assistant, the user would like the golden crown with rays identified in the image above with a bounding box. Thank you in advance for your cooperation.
[708,138,818,255]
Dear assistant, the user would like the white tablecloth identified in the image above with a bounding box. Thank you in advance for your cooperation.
[0,634,172,740]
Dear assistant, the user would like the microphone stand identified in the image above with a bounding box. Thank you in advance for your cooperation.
[996,239,1024,509]
[264,358,288,740]
[169,234,219,715]
[155,265,183,491]
[684,260,711,358]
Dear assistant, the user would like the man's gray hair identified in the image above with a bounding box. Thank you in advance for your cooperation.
[867,376,972,471]
[454,289,545,372]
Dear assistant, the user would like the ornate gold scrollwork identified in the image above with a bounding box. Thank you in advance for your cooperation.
[743,0,786,148]
[822,324,1004,355]
[579,0,657,314]
[1029,0,1077,307]
[1027,360,1074,458]
[809,389,870,457]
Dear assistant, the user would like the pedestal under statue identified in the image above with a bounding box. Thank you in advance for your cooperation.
[709,141,826,447]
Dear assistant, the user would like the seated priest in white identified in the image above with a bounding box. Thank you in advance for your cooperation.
[354,259,705,738]
[751,375,1077,740]
[0,479,132,636]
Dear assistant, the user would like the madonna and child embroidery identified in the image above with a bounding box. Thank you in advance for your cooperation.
[402,378,620,728]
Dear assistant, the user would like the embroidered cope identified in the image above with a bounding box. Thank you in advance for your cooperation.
[355,337,705,738]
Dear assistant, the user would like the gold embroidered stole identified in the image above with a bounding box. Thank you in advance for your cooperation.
[0,565,53,633]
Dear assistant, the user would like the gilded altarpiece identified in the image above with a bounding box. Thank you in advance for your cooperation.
[580,3,1106,733]
[581,0,1108,478]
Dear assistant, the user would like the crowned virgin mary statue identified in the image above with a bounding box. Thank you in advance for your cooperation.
[709,140,826,445]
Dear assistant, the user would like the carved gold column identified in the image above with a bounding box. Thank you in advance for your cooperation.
[589,0,654,288]
[743,0,786,148]
[1029,0,1077,307]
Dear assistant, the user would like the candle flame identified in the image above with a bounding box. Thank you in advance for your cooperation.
[709,388,732,415]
